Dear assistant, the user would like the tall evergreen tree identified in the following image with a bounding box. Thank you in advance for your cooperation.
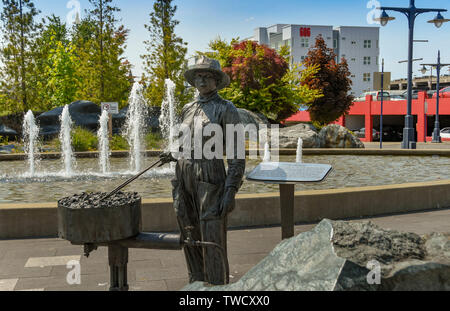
[71,0,132,106]
[141,0,192,107]
[0,0,40,112]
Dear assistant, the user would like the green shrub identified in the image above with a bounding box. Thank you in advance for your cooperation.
[71,127,98,152]
[110,135,129,151]
[0,135,8,146]
[145,132,164,150]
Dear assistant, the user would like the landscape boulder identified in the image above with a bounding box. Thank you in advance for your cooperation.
[0,123,19,140]
[278,123,321,148]
[183,219,449,291]
[113,106,161,135]
[36,100,101,138]
[319,124,364,148]
[237,109,271,128]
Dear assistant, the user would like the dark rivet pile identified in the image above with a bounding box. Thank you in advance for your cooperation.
[58,192,141,209]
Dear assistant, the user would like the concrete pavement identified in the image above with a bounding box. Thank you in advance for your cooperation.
[364,141,450,149]
[0,208,449,291]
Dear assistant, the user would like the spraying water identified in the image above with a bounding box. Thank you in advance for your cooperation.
[59,105,76,177]
[97,110,111,174]
[263,142,271,162]
[296,138,303,163]
[159,79,177,150]
[124,82,148,173]
[22,110,40,176]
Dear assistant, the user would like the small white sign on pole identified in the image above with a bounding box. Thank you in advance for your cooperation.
[101,102,119,115]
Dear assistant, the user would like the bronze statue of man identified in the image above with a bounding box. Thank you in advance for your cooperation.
[161,56,246,285]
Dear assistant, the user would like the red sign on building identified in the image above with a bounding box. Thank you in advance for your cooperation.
[300,27,311,37]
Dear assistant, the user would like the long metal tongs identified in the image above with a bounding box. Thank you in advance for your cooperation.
[100,159,163,202]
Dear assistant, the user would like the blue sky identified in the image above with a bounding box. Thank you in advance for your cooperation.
[14,0,450,79]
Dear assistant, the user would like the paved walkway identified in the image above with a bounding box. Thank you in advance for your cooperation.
[0,208,449,291]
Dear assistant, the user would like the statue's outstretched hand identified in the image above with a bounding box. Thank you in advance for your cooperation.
[220,187,237,217]
[159,152,177,166]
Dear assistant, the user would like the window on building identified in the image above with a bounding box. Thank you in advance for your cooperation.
[351,74,356,78]
[301,38,309,48]
[333,39,338,49]
[363,56,371,65]
[363,73,371,82]
[301,56,305,62]
[364,40,372,48]
[351,58,356,62]
[342,37,346,40]
[351,41,357,45]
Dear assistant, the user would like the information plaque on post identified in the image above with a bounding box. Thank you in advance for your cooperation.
[247,162,333,240]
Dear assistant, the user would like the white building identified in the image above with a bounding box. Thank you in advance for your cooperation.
[248,24,380,97]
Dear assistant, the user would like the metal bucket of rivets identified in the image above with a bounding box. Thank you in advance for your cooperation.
[58,192,142,244]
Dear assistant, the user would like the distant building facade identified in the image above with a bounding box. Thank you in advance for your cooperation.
[246,24,380,97]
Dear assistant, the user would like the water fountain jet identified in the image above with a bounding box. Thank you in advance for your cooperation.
[22,110,40,176]
[296,138,303,163]
[98,110,111,174]
[124,82,148,173]
[59,105,76,177]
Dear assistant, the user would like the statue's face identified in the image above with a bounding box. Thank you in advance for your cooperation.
[194,71,217,96]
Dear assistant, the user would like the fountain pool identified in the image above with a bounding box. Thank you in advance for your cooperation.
[1,154,450,204]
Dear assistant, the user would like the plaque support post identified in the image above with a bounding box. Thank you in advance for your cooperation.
[279,184,295,239]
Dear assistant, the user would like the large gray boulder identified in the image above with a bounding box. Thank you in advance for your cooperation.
[278,123,321,148]
[237,109,270,128]
[0,124,19,140]
[182,219,449,291]
[37,100,101,138]
[319,124,364,148]
[114,106,161,135]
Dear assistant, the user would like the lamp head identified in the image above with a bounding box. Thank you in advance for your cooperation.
[421,66,427,75]
[428,12,449,29]
[374,10,395,27]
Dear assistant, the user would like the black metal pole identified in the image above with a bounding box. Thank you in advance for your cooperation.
[432,50,442,143]
[380,59,384,149]
[402,2,417,149]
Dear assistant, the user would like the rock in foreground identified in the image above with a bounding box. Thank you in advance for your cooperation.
[182,219,449,291]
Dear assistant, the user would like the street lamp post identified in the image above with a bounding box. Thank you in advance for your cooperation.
[374,0,449,149]
[421,51,450,143]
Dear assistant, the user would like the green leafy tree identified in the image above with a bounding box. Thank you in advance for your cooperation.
[301,35,354,126]
[45,41,80,109]
[72,0,132,106]
[0,0,40,112]
[141,0,192,108]
[34,15,70,110]
[201,39,322,122]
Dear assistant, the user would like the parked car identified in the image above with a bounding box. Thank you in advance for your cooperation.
[353,128,380,140]
[381,126,403,141]
[433,87,450,99]
[355,91,390,102]
[440,127,450,139]
[402,90,419,99]
[389,94,405,101]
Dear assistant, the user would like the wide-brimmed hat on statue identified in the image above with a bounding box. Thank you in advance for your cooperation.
[184,56,230,90]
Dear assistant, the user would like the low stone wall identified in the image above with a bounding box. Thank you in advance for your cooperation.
[2,148,450,161]
[1,180,450,239]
